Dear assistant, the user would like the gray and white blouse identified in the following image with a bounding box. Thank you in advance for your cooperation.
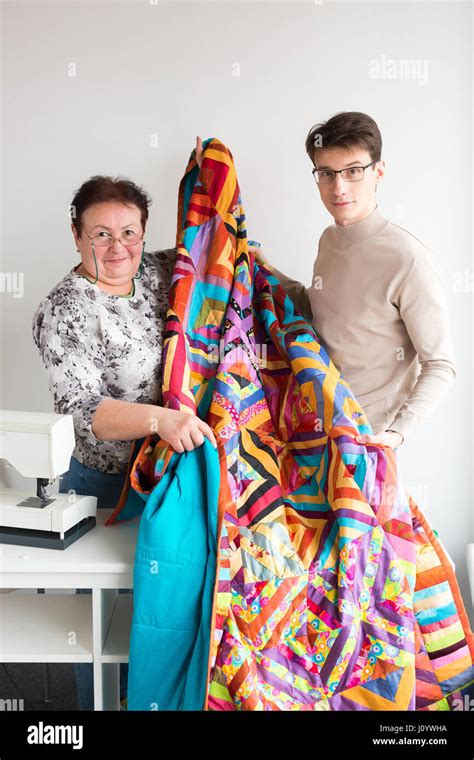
[32,249,177,474]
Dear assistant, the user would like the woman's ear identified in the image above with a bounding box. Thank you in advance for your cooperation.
[71,223,80,248]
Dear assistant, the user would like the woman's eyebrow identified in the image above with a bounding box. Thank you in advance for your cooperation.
[91,222,139,231]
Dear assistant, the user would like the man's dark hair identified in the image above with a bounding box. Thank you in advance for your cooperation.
[305,111,383,167]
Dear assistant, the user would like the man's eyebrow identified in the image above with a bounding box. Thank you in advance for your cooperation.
[316,160,366,170]
[91,222,139,231]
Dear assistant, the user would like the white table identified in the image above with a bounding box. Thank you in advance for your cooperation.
[0,508,138,710]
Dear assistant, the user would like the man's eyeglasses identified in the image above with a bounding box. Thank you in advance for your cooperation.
[85,230,143,248]
[312,161,376,185]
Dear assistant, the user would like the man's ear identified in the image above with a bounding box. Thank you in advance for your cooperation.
[375,159,385,182]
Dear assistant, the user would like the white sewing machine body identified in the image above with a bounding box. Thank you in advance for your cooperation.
[0,410,97,550]
[0,489,97,548]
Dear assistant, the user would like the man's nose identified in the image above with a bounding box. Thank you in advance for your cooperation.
[333,174,348,195]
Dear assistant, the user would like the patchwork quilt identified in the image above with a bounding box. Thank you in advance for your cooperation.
[107,138,474,711]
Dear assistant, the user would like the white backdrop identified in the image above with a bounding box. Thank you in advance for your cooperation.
[1,0,473,623]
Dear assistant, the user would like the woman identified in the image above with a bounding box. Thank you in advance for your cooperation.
[31,139,216,710]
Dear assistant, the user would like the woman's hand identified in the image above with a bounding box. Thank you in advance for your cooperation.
[156,407,217,453]
[355,430,404,449]
[196,135,204,167]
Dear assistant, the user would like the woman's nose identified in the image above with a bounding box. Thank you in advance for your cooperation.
[110,238,126,253]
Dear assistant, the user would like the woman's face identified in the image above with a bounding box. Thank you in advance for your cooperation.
[72,201,144,285]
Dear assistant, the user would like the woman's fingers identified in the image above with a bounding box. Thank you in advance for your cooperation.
[181,417,217,451]
[161,409,218,452]
[179,419,217,451]
[172,438,185,454]
[198,419,217,448]
[177,432,192,452]
[189,426,205,448]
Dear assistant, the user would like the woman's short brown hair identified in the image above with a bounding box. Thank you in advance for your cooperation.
[70,175,152,236]
[305,111,382,166]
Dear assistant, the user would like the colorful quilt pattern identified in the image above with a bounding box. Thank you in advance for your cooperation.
[107,138,474,711]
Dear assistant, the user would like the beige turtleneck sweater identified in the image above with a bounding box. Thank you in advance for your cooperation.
[271,204,456,441]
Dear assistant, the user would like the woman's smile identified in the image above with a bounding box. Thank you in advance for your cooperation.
[105,256,129,264]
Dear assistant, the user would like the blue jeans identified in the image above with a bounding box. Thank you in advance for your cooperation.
[58,455,131,710]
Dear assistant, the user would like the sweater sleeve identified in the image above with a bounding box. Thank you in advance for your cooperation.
[32,293,109,450]
[387,252,456,440]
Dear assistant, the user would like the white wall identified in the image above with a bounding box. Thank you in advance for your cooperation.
[1,0,473,623]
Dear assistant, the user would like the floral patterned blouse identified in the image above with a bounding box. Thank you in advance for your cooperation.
[32,249,177,474]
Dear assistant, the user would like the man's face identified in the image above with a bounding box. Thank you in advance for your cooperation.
[313,146,385,226]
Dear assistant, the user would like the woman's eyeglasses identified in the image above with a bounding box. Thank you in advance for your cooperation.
[85,230,143,247]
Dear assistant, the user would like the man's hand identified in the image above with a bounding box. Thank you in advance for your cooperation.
[249,244,275,272]
[355,430,404,449]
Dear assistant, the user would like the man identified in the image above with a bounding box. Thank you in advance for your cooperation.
[260,112,456,449]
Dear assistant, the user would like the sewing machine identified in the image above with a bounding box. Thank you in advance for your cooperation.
[0,410,97,550]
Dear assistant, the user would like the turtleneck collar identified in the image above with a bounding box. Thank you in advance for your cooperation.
[334,204,389,246]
